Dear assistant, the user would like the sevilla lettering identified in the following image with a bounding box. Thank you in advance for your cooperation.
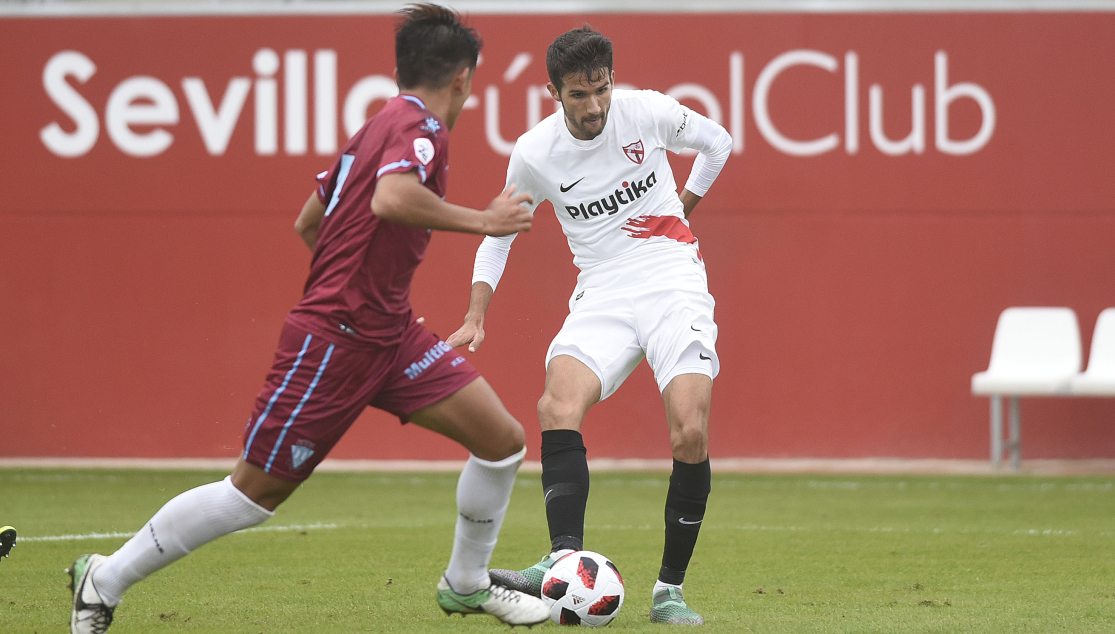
[38,48,993,160]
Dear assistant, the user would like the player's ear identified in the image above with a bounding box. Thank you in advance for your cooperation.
[547,82,560,101]
[392,67,399,87]
[609,69,615,86]
[452,65,472,95]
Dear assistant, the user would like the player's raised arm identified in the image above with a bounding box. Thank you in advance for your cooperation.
[649,92,733,219]
[678,115,732,218]
[372,173,533,236]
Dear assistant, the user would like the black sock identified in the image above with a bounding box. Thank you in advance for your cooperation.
[659,457,711,585]
[540,429,589,552]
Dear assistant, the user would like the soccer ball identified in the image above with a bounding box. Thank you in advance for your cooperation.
[540,550,625,626]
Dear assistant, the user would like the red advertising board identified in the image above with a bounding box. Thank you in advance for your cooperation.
[2,11,1114,460]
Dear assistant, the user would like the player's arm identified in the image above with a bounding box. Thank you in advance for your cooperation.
[447,231,517,351]
[680,189,702,220]
[447,281,495,352]
[447,146,540,352]
[372,171,531,236]
[294,191,327,251]
[678,115,732,219]
[650,91,733,219]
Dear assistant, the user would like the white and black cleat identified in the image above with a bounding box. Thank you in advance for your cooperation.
[67,554,115,634]
[437,576,549,627]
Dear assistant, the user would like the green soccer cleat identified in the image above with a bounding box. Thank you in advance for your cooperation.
[67,554,115,634]
[650,586,705,625]
[488,551,565,597]
[0,526,15,560]
[436,576,549,626]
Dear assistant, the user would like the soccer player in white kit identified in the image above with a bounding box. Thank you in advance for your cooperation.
[447,27,732,625]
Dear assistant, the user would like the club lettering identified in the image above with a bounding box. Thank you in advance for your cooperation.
[39,49,994,159]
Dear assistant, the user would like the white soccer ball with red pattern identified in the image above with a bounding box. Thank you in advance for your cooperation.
[540,550,625,626]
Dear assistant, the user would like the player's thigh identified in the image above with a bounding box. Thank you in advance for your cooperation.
[662,373,713,429]
[661,373,712,462]
[547,293,644,401]
[408,377,524,461]
[640,289,720,393]
[243,323,385,482]
[538,354,603,431]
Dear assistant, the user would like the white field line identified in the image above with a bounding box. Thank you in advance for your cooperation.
[22,531,137,543]
[597,524,1091,536]
[21,523,342,543]
[20,521,1103,544]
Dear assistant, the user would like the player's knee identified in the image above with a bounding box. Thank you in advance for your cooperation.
[537,393,583,430]
[537,393,554,420]
[477,417,525,461]
[669,423,707,460]
[231,463,299,512]
[503,420,526,455]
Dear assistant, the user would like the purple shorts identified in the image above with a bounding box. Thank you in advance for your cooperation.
[241,317,480,481]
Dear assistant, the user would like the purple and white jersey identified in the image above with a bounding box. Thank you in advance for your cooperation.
[289,95,449,345]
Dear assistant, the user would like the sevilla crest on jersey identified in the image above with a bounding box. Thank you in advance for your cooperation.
[623,140,644,164]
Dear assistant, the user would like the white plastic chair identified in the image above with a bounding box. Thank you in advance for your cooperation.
[971,307,1081,469]
[1070,308,1115,396]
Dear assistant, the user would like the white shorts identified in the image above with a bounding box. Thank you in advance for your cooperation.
[546,244,720,401]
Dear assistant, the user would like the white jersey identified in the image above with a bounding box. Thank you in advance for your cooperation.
[472,89,732,393]
[473,89,728,289]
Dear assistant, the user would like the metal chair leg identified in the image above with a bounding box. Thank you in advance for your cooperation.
[1008,396,1021,470]
[990,395,1003,469]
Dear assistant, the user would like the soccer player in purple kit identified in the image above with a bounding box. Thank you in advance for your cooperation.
[66,5,549,632]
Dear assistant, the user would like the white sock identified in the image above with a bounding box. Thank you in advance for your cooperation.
[443,447,526,594]
[653,579,682,598]
[93,476,273,605]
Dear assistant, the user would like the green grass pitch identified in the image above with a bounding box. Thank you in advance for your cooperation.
[2,468,1114,633]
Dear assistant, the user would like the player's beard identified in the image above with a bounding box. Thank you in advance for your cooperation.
[570,109,608,140]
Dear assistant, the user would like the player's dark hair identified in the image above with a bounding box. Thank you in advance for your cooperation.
[395,4,482,90]
[546,26,613,91]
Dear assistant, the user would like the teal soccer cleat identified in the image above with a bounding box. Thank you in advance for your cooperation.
[650,586,705,625]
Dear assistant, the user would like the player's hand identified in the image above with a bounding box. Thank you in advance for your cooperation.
[447,319,486,353]
[483,185,533,237]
